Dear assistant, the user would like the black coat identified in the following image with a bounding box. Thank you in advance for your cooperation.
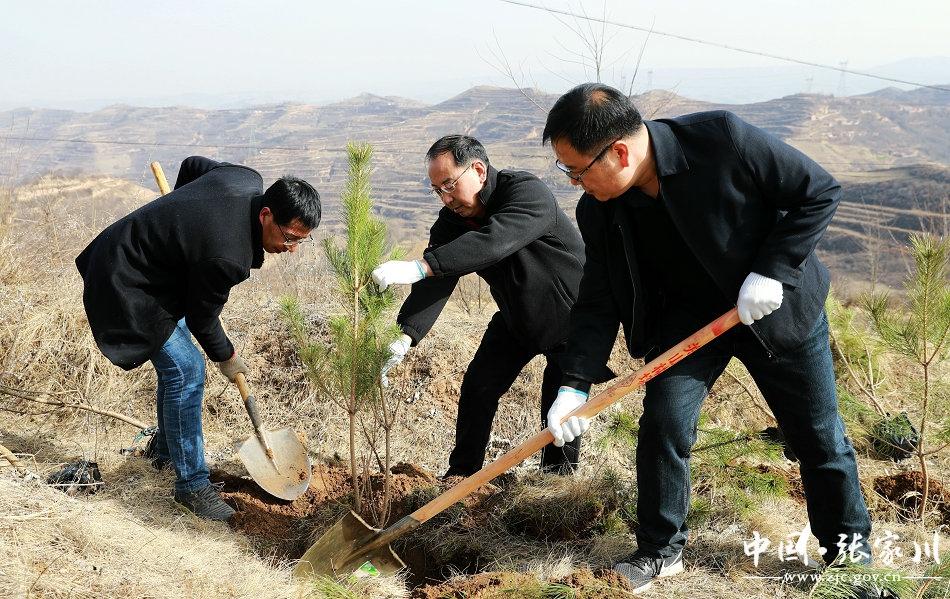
[563,111,840,384]
[398,165,585,352]
[76,156,265,370]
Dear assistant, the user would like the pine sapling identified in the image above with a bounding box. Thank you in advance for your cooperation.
[864,233,950,518]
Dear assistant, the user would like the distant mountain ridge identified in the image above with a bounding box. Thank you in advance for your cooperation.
[3,84,946,184]
[2,85,947,291]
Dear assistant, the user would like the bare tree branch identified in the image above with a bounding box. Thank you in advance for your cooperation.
[477,29,549,113]
[628,19,655,96]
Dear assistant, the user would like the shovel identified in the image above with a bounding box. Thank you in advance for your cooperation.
[232,373,312,501]
[293,308,741,579]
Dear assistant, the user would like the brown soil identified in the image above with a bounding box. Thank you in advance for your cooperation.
[873,471,950,523]
[213,461,440,557]
[392,462,438,483]
[411,571,535,599]
[411,568,632,599]
[558,569,635,598]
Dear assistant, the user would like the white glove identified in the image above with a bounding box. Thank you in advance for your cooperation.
[736,272,783,326]
[371,260,427,291]
[546,386,590,447]
[381,334,412,388]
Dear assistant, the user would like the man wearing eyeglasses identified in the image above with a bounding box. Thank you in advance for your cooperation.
[541,83,873,594]
[371,135,587,477]
[76,155,320,520]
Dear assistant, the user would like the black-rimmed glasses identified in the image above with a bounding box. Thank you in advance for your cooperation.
[555,138,620,182]
[277,223,313,247]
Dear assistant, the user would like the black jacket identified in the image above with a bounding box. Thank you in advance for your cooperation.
[76,156,265,370]
[563,111,840,384]
[398,166,585,352]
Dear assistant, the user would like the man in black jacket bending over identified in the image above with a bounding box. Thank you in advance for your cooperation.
[371,135,586,477]
[76,156,321,520]
[541,84,873,594]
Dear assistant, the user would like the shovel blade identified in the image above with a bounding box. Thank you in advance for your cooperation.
[234,427,311,500]
[293,510,405,579]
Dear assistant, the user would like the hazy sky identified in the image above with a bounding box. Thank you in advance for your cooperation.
[2,0,948,109]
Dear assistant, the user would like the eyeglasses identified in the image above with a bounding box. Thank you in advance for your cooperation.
[430,163,473,198]
[555,139,620,182]
[277,223,313,247]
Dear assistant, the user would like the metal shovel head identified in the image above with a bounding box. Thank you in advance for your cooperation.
[233,427,311,500]
[293,510,405,579]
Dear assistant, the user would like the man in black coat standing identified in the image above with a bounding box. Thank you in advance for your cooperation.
[541,84,873,594]
[371,135,587,477]
[76,156,321,520]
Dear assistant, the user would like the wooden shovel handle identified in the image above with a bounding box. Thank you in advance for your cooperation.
[233,373,263,430]
[234,372,251,402]
[150,161,171,195]
[408,308,741,524]
[233,372,279,466]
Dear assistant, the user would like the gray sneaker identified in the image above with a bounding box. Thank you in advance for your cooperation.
[613,549,684,593]
[174,484,235,521]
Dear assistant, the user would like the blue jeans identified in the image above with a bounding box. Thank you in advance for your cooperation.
[149,319,209,493]
[635,308,872,563]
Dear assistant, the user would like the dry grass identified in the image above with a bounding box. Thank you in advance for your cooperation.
[0,472,308,598]
[2,176,950,598]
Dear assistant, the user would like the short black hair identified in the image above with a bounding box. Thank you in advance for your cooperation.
[425,135,490,168]
[542,83,644,154]
[263,176,321,229]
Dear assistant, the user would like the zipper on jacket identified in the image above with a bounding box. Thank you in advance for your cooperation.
[747,324,776,360]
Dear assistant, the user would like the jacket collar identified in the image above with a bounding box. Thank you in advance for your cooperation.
[478,164,500,209]
[644,120,689,177]
[250,194,264,268]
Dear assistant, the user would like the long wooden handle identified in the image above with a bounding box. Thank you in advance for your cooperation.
[233,373,279,467]
[408,308,741,524]
[234,372,252,402]
[150,161,171,195]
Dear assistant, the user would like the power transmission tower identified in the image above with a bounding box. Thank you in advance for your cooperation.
[837,61,848,96]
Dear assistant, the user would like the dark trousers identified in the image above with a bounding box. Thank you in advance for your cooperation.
[445,312,581,477]
[636,308,872,563]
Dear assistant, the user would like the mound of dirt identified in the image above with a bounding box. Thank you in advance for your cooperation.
[411,571,536,599]
[411,568,632,599]
[558,569,635,598]
[873,471,950,523]
[501,488,612,541]
[213,461,441,558]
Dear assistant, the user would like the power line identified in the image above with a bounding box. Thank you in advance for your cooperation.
[498,0,950,93]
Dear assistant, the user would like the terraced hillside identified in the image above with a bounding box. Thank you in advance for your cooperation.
[1,85,947,288]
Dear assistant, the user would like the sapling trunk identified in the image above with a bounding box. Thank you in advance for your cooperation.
[864,234,950,520]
